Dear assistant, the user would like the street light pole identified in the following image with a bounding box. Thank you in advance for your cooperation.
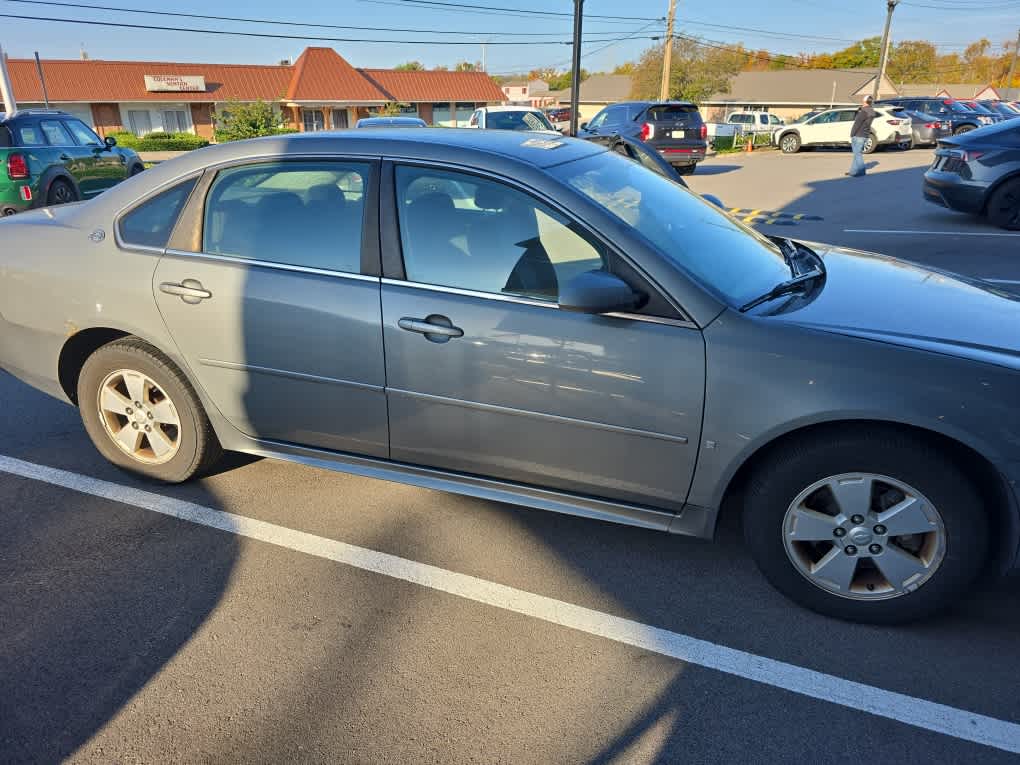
[569,0,583,136]
[872,0,899,101]
[0,43,17,117]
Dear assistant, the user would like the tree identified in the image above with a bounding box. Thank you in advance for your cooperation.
[888,41,937,83]
[213,99,291,142]
[433,64,450,71]
[611,62,635,75]
[831,37,882,69]
[375,101,407,116]
[546,69,589,91]
[455,61,481,72]
[630,37,743,103]
[394,61,425,71]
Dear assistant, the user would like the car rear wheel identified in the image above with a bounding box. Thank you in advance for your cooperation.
[954,125,975,135]
[742,430,989,623]
[78,338,222,483]
[986,178,1020,230]
[47,178,77,206]
[129,164,145,176]
[779,133,800,153]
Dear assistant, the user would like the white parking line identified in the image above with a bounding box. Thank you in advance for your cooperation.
[2,453,1018,756]
[844,229,1020,237]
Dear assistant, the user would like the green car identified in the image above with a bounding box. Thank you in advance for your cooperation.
[0,108,144,216]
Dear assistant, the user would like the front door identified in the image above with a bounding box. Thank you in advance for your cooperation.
[153,158,389,457]
[801,110,840,145]
[64,118,127,191]
[38,118,100,197]
[380,164,705,510]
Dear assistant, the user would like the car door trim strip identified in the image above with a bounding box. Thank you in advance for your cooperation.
[387,387,689,445]
[198,358,384,392]
[164,249,382,283]
[380,278,698,329]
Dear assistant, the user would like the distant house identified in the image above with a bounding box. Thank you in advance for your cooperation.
[703,69,899,122]
[501,79,553,107]
[4,47,506,137]
[549,74,633,120]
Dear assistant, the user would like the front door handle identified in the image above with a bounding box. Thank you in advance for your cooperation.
[160,279,212,304]
[60,154,72,161]
[398,315,463,343]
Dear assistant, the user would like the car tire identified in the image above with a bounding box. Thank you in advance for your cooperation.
[676,164,695,176]
[77,337,222,483]
[779,133,800,153]
[46,178,78,206]
[954,125,975,136]
[986,178,1020,230]
[742,429,989,624]
[129,164,145,176]
[863,133,878,154]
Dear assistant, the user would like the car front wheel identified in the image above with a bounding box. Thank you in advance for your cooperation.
[742,429,989,623]
[863,133,878,154]
[78,338,222,483]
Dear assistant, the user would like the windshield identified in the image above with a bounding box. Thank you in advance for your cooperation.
[551,151,790,306]
[487,110,556,132]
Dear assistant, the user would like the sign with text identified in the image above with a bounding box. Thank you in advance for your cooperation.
[144,75,206,93]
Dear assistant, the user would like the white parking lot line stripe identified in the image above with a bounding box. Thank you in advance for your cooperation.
[2,453,1019,755]
[844,229,1020,237]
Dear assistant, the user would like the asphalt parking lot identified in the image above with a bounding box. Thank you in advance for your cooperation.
[3,146,1020,764]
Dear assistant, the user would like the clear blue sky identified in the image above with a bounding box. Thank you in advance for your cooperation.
[1,0,1016,73]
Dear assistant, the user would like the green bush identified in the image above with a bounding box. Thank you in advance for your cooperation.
[112,132,210,151]
[213,99,289,142]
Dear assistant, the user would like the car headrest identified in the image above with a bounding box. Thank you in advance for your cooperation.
[306,184,346,208]
[473,184,507,210]
[408,192,455,220]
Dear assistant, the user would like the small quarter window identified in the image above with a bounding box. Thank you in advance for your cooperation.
[119,178,198,249]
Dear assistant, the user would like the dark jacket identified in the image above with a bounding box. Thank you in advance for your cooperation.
[851,105,877,138]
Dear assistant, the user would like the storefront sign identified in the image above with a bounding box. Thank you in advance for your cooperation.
[144,75,206,93]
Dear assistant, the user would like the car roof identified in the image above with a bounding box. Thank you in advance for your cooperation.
[357,116,425,125]
[481,105,545,113]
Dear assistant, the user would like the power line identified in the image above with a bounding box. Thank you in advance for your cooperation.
[360,0,664,22]
[0,0,645,37]
[0,11,662,44]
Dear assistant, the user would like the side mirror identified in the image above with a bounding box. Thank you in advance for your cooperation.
[104,136,117,149]
[559,270,643,314]
[579,122,589,131]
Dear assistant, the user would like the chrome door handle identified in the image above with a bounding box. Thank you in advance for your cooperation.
[160,279,212,304]
[398,315,463,342]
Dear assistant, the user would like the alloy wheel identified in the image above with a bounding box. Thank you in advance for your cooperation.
[781,473,946,600]
[97,368,182,464]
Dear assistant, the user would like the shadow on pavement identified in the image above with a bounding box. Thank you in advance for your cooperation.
[692,163,741,176]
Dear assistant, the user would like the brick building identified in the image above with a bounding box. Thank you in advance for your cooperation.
[5,47,506,138]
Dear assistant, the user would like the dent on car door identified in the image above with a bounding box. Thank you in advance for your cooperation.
[379,163,705,510]
[150,158,389,457]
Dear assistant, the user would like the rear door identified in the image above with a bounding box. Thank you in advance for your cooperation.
[379,162,705,511]
[152,158,389,457]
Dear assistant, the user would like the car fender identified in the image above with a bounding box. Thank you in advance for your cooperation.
[777,129,800,144]
[36,165,81,205]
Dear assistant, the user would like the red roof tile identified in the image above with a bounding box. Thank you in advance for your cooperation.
[360,69,506,103]
[4,49,506,105]
[285,47,387,102]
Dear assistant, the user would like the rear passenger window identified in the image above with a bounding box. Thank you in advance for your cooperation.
[395,165,607,301]
[119,177,198,249]
[17,126,46,146]
[40,120,74,145]
[202,161,369,273]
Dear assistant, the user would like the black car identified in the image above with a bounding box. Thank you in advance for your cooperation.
[878,97,995,135]
[923,119,1020,229]
[577,101,707,175]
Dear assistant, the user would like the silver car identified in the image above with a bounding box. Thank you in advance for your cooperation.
[1,130,1018,623]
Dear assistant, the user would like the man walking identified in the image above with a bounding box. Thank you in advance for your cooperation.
[847,95,877,177]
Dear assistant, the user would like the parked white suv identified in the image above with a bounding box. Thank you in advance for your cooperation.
[774,106,912,154]
[726,111,784,133]
[466,106,561,134]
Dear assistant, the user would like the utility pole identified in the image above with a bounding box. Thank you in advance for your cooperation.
[568,0,583,136]
[659,0,677,101]
[0,43,17,117]
[34,52,49,108]
[1006,28,1020,88]
[872,0,899,101]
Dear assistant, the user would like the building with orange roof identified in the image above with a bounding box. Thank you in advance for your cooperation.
[4,47,506,138]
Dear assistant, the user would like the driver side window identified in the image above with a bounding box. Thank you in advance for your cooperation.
[809,111,838,124]
[394,165,607,302]
[587,110,607,130]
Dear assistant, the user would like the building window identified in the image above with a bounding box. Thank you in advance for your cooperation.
[128,110,153,136]
[303,109,325,132]
[331,109,349,129]
[161,110,189,133]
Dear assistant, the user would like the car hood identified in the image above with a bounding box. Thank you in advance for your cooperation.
[767,243,1020,371]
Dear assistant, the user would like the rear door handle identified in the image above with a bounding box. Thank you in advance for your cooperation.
[60,154,72,161]
[160,279,212,304]
[398,315,463,342]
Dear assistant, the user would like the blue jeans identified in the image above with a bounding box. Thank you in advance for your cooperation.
[849,136,867,176]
